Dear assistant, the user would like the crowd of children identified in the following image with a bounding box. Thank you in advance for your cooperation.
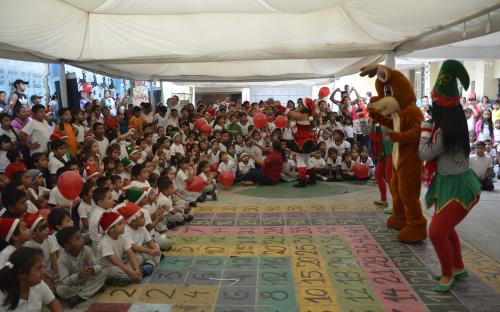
[0,89,376,310]
[0,84,498,310]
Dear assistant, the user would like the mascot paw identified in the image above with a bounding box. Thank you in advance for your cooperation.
[367,107,382,120]
[387,215,406,230]
[397,226,428,244]
[386,131,400,142]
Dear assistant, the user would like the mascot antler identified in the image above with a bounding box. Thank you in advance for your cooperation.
[360,64,391,83]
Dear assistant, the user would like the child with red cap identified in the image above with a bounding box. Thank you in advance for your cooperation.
[0,218,32,268]
[116,202,161,277]
[96,211,142,286]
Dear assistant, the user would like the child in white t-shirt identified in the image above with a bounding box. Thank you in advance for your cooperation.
[341,152,356,180]
[97,211,142,285]
[0,247,62,311]
[356,148,375,178]
[23,213,59,290]
[198,160,217,201]
[116,203,161,277]
[327,147,342,181]
[310,150,328,181]
[218,152,237,174]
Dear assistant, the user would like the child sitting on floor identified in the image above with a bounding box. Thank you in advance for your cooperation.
[97,211,142,286]
[56,226,106,308]
[116,203,161,277]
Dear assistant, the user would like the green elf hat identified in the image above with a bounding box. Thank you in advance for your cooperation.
[121,157,133,168]
[125,186,147,204]
[431,59,470,108]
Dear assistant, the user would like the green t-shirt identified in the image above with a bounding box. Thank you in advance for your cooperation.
[225,124,243,139]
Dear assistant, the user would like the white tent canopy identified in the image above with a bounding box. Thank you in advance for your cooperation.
[0,0,499,82]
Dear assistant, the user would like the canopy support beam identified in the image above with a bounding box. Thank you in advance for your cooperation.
[59,62,68,109]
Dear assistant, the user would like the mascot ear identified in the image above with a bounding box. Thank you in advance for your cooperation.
[360,64,379,78]
[376,67,391,83]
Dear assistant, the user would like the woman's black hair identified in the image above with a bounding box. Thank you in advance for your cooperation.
[58,108,72,131]
[0,247,43,310]
[431,104,470,156]
[131,164,146,179]
[197,160,210,175]
[271,140,286,161]
[480,109,494,138]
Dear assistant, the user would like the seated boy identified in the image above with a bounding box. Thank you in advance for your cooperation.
[89,187,115,253]
[97,211,142,286]
[56,227,107,308]
[470,141,494,191]
[116,202,161,276]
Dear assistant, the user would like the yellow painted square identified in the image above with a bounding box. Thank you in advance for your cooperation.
[171,306,213,312]
[300,305,341,312]
[228,244,259,257]
[296,286,337,306]
[174,285,218,305]
[196,206,214,212]
[290,255,326,270]
[199,245,228,256]
[261,244,289,257]
[293,269,332,287]
[97,284,144,303]
[169,244,201,256]
[139,284,179,304]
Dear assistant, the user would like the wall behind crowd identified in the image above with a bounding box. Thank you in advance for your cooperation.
[0,59,49,100]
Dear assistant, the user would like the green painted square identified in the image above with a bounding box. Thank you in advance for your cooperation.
[225,256,259,270]
[259,257,291,271]
[257,287,296,306]
[191,256,227,270]
[257,306,299,312]
[259,270,294,286]
[159,256,194,270]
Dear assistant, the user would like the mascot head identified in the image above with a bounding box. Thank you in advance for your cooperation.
[360,65,416,115]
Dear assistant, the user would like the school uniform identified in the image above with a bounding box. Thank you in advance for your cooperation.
[97,233,135,284]
[0,280,55,311]
[25,238,59,280]
[89,205,107,253]
[124,225,160,268]
[142,207,173,251]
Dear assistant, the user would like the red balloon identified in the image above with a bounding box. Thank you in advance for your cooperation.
[201,123,212,135]
[186,176,205,193]
[195,118,208,130]
[318,86,330,98]
[83,82,92,94]
[274,115,288,129]
[353,163,369,180]
[253,113,267,129]
[218,172,235,187]
[57,171,83,200]
[210,163,218,172]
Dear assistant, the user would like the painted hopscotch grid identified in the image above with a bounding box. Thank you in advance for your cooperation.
[88,212,500,312]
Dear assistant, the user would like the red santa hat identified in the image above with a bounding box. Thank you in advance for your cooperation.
[304,98,316,116]
[84,164,100,179]
[0,218,20,242]
[98,211,123,234]
[115,202,143,224]
[22,213,45,231]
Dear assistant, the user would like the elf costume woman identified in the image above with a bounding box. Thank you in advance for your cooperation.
[419,60,481,293]
[284,98,317,187]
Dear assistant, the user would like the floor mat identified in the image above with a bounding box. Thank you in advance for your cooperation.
[88,208,500,312]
